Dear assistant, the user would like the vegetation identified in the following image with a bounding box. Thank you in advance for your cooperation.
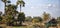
[0,0,59,28]
[32,16,43,23]
[16,0,25,12]
[1,0,25,26]
[57,17,60,24]
[43,12,51,21]
[25,16,32,22]
[0,11,2,22]
[45,18,57,28]
[17,12,25,25]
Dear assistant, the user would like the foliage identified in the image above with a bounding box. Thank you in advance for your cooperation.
[18,12,25,22]
[0,11,2,23]
[25,16,32,21]
[16,0,25,12]
[48,18,57,26]
[17,12,25,25]
[1,0,26,26]
[57,17,60,23]
[0,16,2,21]
[43,12,51,21]
[5,4,18,15]
[7,1,11,3]
[16,0,25,7]
[45,18,57,28]
[1,0,7,2]
[32,17,43,22]
[49,18,57,25]
[36,17,43,22]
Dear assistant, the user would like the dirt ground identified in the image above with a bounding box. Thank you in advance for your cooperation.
[0,23,60,28]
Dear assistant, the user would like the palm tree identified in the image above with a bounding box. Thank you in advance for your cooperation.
[16,0,25,12]
[1,0,11,7]
[1,0,11,14]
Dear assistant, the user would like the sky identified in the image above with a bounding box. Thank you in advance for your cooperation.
[0,0,60,17]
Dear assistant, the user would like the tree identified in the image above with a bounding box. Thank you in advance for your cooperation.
[45,18,57,28]
[57,17,60,24]
[0,16,2,21]
[49,18,57,26]
[1,4,18,25]
[43,12,51,21]
[5,4,18,26]
[1,0,11,14]
[38,17,43,22]
[16,0,25,12]
[32,16,43,23]
[1,0,25,26]
[5,4,17,15]
[18,12,25,25]
[15,0,25,26]
[25,16,32,22]
[0,11,2,22]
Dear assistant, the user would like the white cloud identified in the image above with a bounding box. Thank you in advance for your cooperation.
[31,6,34,9]
[48,4,52,7]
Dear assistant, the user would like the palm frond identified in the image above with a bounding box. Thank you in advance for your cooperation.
[16,1,20,6]
[7,1,11,3]
[1,0,7,2]
[22,1,25,7]
[17,0,25,7]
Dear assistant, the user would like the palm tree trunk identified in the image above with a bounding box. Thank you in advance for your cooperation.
[5,2,6,7]
[4,2,7,24]
[4,2,6,14]
[20,5,21,12]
